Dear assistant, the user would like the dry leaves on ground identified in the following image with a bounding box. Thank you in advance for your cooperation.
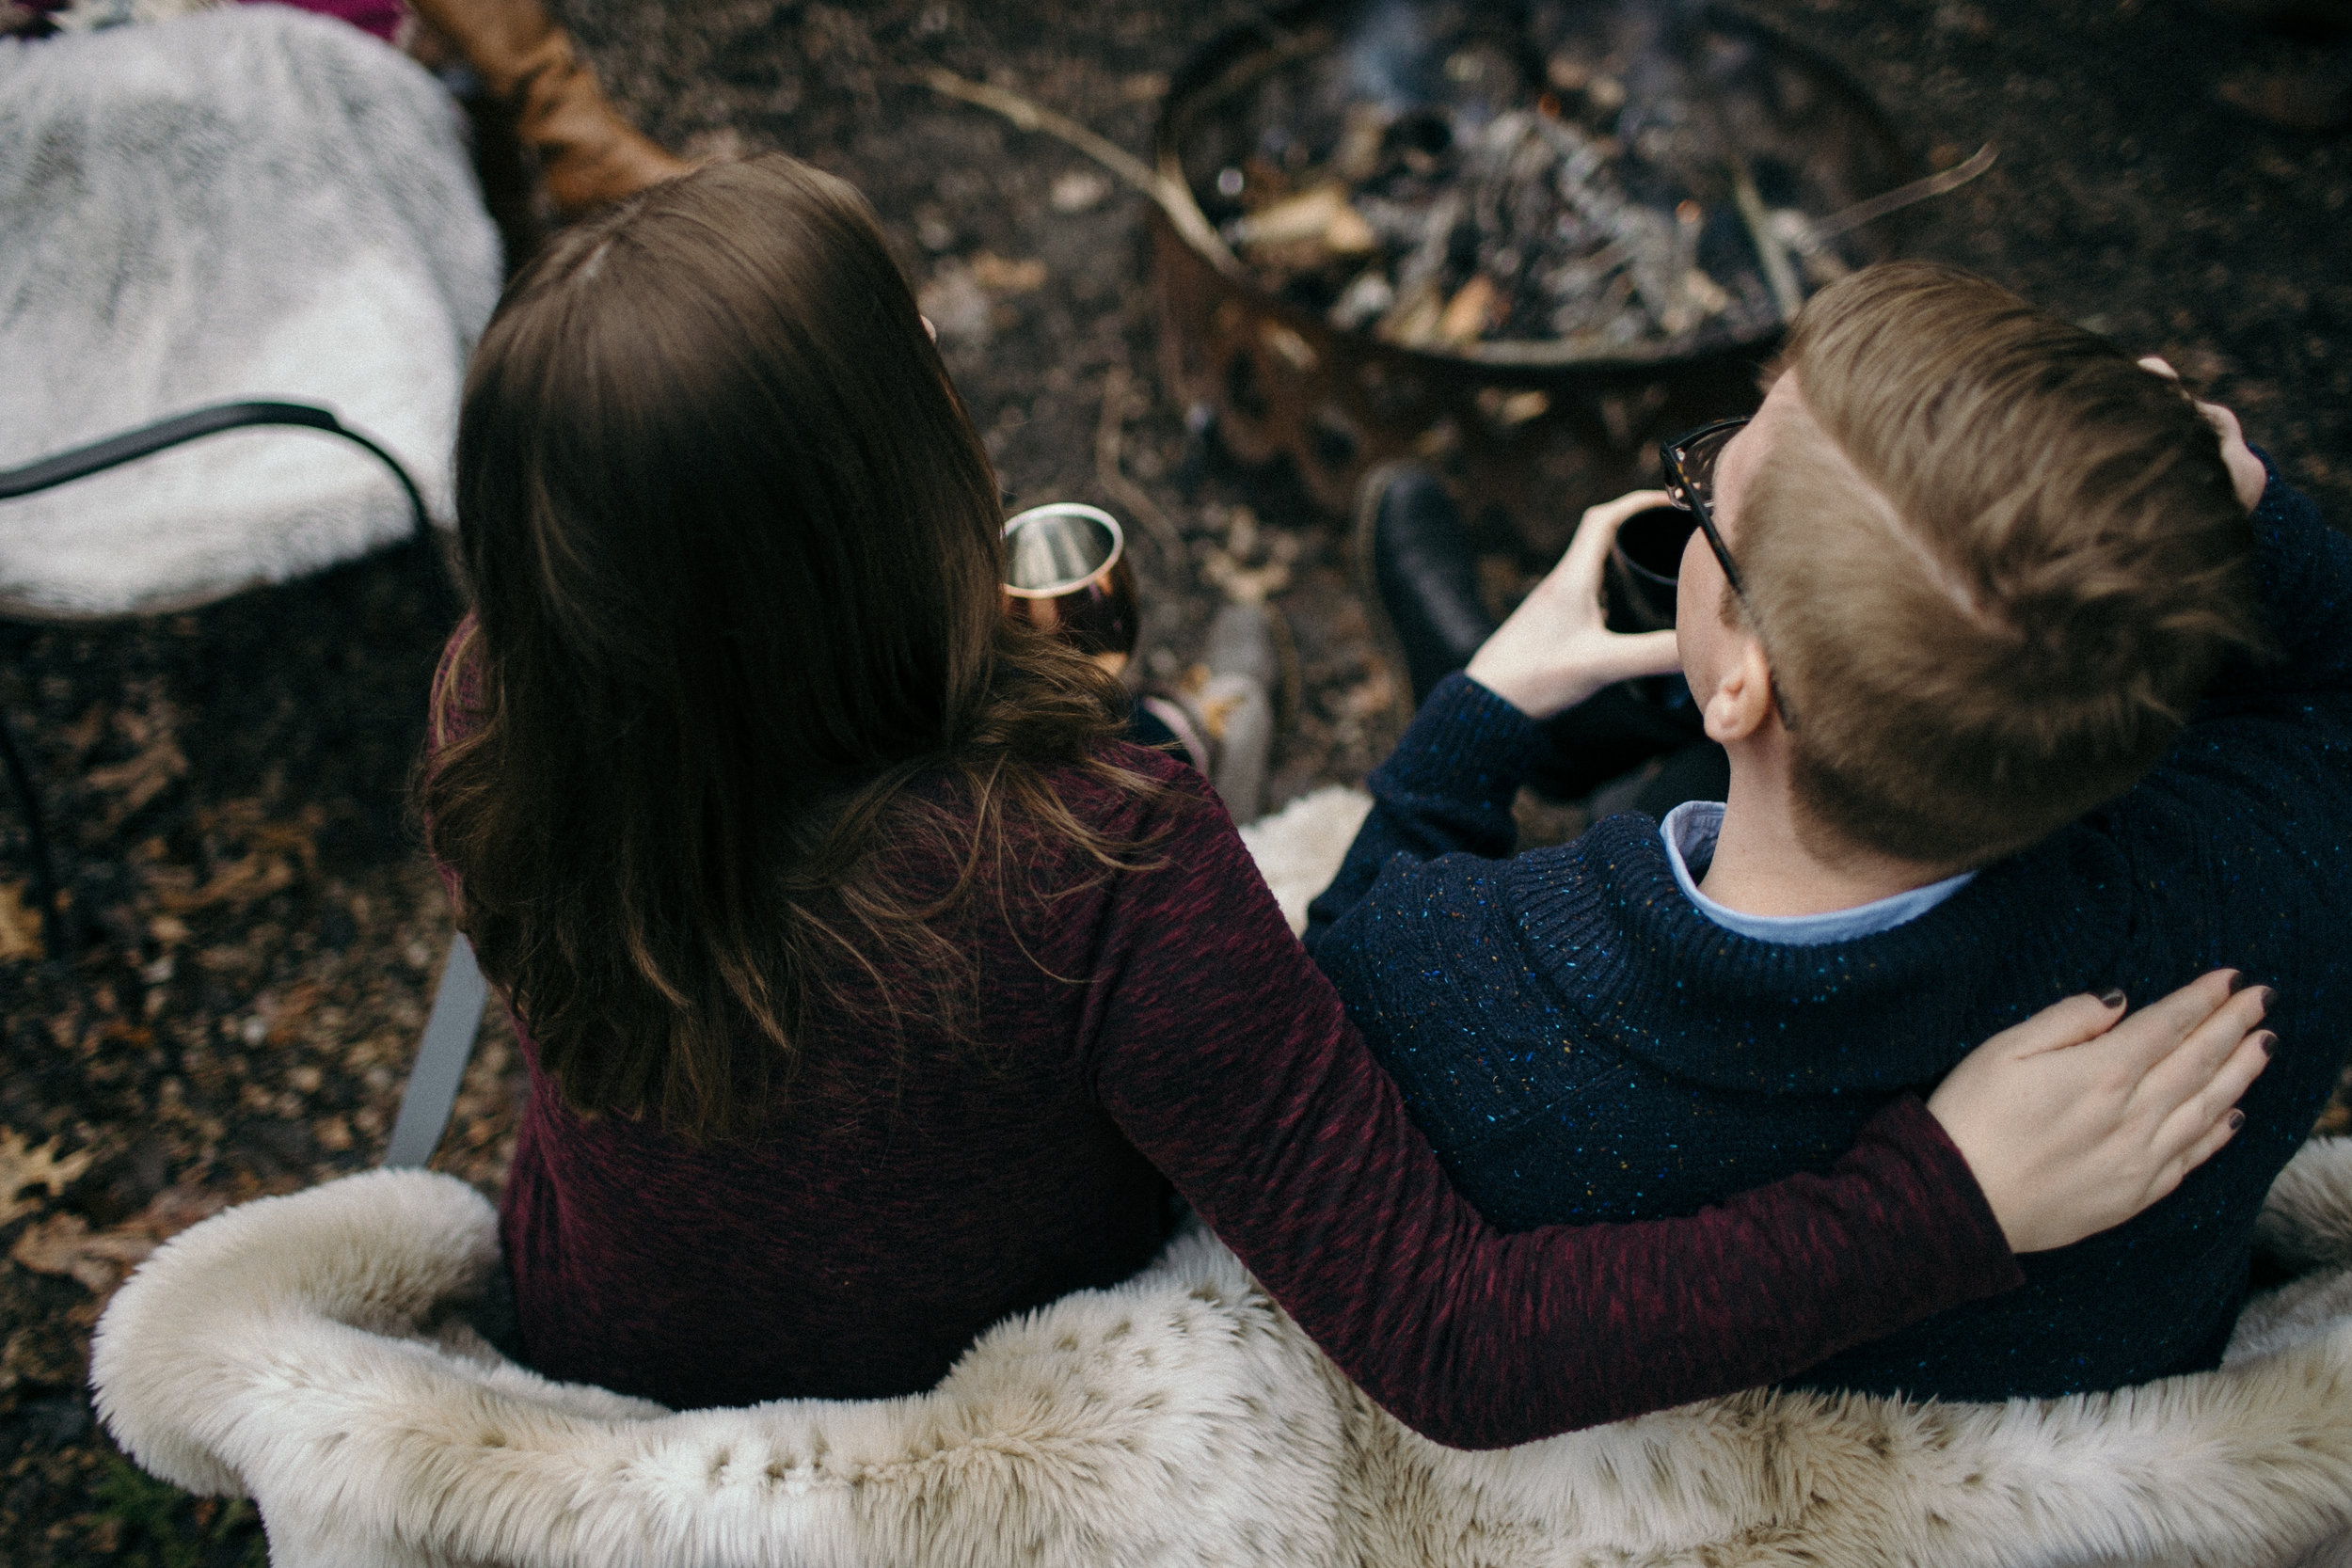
[0,1131,94,1228]
[967,251,1049,293]
[0,880,45,963]
[919,252,1052,346]
[1200,505,1302,605]
[139,800,324,914]
[81,688,190,830]
[8,1187,228,1301]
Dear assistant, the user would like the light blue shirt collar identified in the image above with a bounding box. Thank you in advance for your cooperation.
[1658,800,1974,946]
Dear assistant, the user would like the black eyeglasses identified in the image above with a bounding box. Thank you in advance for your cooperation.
[1658,416,1800,729]
[1659,418,1751,598]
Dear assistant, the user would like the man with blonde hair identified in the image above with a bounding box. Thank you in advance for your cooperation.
[1311,261,2350,1399]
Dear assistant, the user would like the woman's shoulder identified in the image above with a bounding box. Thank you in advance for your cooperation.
[1051,736,1225,837]
[989,739,1253,917]
[1090,735,1204,791]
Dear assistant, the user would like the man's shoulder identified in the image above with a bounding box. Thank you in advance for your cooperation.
[1324,812,1665,969]
[1316,814,1675,1103]
[1319,817,1668,1161]
[2076,703,2352,955]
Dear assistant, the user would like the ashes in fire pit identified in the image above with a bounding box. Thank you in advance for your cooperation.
[1187,0,1937,362]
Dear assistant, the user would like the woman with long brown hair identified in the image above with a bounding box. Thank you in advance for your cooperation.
[420,154,2268,1445]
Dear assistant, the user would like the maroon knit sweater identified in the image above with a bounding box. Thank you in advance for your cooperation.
[432,630,2020,1449]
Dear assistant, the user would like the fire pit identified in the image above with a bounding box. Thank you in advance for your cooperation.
[1152,0,1929,555]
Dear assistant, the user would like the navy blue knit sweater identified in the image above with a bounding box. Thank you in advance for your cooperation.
[1307,468,2352,1402]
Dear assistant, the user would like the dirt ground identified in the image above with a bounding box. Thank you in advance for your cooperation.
[2,0,2349,1560]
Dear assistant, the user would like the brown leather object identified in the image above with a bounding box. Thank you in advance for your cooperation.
[405,0,689,215]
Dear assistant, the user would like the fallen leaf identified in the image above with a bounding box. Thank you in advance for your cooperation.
[140,1185,228,1236]
[1436,274,1502,346]
[56,705,108,760]
[969,251,1048,293]
[86,695,189,826]
[8,1184,227,1301]
[0,882,43,963]
[198,800,323,879]
[84,739,186,802]
[152,850,298,913]
[260,981,325,1046]
[0,1130,93,1227]
[134,800,322,912]
[10,1213,154,1294]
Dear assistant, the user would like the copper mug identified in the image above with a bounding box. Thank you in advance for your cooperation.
[1003,502,1138,671]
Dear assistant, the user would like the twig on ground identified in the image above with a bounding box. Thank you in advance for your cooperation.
[1811,144,1998,239]
[916,67,1245,278]
[1729,154,1804,324]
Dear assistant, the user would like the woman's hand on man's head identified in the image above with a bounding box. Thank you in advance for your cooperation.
[2138,356,2268,512]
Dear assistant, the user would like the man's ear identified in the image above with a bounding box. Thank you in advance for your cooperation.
[1701,637,1777,744]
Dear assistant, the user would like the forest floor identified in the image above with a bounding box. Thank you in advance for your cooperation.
[3,0,2349,1560]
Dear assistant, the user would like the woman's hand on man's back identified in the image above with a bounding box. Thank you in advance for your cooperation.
[1928,971,2272,1254]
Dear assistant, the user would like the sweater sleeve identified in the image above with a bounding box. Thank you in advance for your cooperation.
[1304,672,1548,951]
[2197,462,2352,720]
[1085,774,2020,1450]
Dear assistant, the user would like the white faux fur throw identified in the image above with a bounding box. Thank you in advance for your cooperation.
[86,784,2352,1567]
[87,1148,2352,1568]
[1238,783,1374,935]
[0,5,500,617]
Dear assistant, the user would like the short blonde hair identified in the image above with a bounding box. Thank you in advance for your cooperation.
[1739,262,2264,868]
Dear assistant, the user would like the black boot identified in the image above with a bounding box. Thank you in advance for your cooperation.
[1354,462,1496,707]
[1353,462,1715,803]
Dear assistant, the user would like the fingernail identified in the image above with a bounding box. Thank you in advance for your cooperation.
[2256,1031,2276,1058]
[2258,986,2277,1011]
[2228,1109,2246,1131]
[2096,987,2126,1007]
[2228,971,2253,993]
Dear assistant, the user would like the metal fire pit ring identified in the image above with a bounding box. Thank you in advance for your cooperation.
[1150,0,1918,558]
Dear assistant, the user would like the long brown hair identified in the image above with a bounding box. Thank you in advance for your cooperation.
[421,155,1160,1142]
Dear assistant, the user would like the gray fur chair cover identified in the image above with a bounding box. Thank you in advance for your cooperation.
[0,4,500,617]
[89,798,2352,1568]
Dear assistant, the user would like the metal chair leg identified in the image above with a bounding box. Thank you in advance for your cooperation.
[383,933,490,1168]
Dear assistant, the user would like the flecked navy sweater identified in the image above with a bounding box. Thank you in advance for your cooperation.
[1308,467,2352,1402]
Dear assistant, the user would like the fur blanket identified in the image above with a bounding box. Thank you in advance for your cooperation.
[0,5,499,617]
[1238,784,1375,935]
[87,1146,2352,1568]
[87,787,2352,1566]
